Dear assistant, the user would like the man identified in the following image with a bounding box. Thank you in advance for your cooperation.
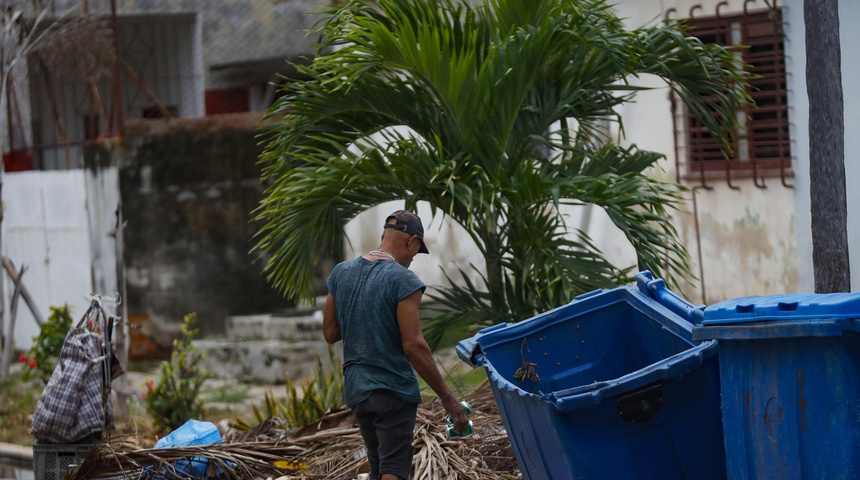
[323,210,470,480]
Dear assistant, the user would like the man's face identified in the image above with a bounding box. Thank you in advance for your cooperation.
[402,235,423,267]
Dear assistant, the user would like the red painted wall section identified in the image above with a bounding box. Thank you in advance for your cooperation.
[205,88,250,115]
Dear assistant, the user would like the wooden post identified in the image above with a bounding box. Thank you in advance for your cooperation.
[113,203,129,417]
[2,257,45,326]
[110,0,126,136]
[0,265,25,381]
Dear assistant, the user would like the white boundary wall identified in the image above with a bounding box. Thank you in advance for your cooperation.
[2,168,120,350]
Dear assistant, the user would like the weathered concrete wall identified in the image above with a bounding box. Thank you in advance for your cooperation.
[85,114,325,346]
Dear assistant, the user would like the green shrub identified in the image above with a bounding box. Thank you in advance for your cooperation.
[143,313,211,433]
[21,305,73,384]
[235,345,343,430]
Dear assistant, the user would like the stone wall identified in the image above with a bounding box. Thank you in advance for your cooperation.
[85,114,338,351]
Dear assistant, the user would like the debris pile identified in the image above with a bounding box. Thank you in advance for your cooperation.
[67,382,519,479]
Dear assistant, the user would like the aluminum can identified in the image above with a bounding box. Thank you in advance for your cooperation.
[444,401,472,423]
[445,420,474,439]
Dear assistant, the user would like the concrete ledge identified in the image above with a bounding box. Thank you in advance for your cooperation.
[226,313,324,342]
[194,339,335,384]
[0,442,33,469]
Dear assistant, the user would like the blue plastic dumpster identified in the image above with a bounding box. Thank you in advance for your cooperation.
[457,271,725,480]
[692,293,860,480]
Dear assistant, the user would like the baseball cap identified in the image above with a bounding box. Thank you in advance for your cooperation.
[384,210,429,254]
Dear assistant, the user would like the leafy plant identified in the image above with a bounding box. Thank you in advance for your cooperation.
[143,313,212,433]
[234,345,344,430]
[21,305,73,384]
[254,0,751,347]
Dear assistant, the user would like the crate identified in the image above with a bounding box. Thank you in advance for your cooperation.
[33,443,94,480]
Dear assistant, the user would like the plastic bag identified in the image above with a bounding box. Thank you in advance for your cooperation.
[153,420,222,478]
[155,420,221,449]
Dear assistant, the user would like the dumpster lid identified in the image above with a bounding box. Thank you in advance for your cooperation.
[701,293,860,325]
[692,293,860,341]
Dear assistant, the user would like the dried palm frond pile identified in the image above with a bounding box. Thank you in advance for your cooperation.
[66,382,520,480]
[68,440,307,480]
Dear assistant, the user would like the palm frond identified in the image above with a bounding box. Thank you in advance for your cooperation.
[257,0,747,331]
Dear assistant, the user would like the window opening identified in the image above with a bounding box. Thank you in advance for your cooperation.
[673,6,792,189]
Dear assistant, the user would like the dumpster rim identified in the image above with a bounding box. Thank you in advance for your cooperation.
[457,283,697,358]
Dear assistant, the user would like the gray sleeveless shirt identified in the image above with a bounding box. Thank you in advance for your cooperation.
[326,256,426,407]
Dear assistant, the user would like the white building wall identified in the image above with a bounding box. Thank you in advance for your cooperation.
[613,0,800,303]
[842,1,860,293]
[344,202,486,296]
[2,168,120,350]
[3,170,93,349]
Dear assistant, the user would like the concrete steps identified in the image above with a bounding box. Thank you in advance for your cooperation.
[192,306,468,386]
[194,310,335,384]
[225,311,324,342]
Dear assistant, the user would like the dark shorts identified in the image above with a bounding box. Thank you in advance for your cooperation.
[352,390,419,480]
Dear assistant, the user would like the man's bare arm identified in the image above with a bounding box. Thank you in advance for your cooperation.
[323,293,342,344]
[397,290,469,434]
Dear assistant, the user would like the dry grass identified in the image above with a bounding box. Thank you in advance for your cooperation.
[0,367,42,445]
[66,382,519,480]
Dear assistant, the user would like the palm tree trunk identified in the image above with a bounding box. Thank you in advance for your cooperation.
[483,229,506,315]
[805,0,850,293]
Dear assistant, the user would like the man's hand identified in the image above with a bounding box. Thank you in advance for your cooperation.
[442,397,469,435]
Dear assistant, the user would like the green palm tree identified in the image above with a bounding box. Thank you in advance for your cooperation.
[255,0,749,346]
